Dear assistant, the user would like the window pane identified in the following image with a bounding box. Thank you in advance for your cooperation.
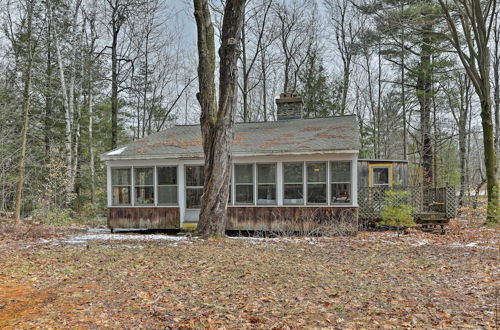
[186,165,204,186]
[111,168,130,185]
[135,186,154,205]
[373,167,389,185]
[235,164,253,184]
[186,187,203,208]
[158,186,178,204]
[257,164,276,183]
[307,183,326,204]
[236,185,253,204]
[112,187,130,205]
[135,167,153,186]
[158,166,177,185]
[331,161,351,182]
[284,162,303,183]
[257,184,276,204]
[284,184,303,204]
[307,163,326,183]
[331,183,351,204]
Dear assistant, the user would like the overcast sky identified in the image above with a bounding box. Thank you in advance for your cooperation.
[170,0,197,45]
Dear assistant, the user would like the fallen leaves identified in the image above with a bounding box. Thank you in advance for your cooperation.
[0,220,498,328]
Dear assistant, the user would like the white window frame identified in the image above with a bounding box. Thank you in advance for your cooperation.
[133,167,155,206]
[111,167,132,206]
[306,161,328,205]
[256,163,277,205]
[234,163,255,205]
[330,160,353,205]
[185,164,204,210]
[157,165,178,206]
[282,162,305,205]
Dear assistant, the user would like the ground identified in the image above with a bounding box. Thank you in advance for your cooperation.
[0,215,498,328]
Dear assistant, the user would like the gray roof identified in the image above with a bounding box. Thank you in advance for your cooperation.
[101,115,359,160]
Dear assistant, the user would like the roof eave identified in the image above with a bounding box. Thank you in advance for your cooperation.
[100,149,359,161]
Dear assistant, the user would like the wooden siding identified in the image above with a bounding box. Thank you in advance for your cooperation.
[108,207,180,229]
[226,206,358,232]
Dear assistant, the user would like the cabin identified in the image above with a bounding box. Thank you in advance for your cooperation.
[101,93,455,233]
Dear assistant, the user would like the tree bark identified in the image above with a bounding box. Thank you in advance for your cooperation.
[14,0,35,223]
[194,0,245,238]
[416,28,433,187]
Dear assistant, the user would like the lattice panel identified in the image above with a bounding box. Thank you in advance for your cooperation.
[358,186,423,220]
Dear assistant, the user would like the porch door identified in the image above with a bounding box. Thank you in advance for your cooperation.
[184,165,204,222]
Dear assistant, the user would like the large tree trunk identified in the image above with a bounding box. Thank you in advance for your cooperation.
[416,29,433,187]
[194,0,245,238]
[111,24,119,149]
[14,1,34,223]
[458,75,470,206]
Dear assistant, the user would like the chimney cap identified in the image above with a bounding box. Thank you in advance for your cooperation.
[276,93,303,104]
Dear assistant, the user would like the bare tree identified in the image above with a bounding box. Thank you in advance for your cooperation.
[239,0,273,122]
[194,0,245,238]
[12,0,38,222]
[324,0,363,115]
[439,0,499,221]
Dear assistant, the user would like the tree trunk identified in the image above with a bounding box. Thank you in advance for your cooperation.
[457,75,470,206]
[44,18,53,154]
[14,1,34,223]
[416,29,433,187]
[194,0,245,238]
[111,24,119,149]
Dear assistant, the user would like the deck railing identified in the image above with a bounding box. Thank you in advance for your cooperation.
[358,185,456,221]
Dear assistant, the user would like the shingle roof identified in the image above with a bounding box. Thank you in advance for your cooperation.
[101,115,359,160]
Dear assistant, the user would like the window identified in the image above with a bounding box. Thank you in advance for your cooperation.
[235,164,254,204]
[185,165,204,208]
[330,161,351,204]
[283,162,304,205]
[307,162,327,204]
[134,167,154,205]
[111,168,131,205]
[157,166,177,205]
[257,163,276,205]
[372,167,390,187]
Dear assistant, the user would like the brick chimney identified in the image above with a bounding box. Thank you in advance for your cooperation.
[275,93,304,120]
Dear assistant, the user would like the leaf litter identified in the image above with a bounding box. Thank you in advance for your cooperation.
[0,219,498,328]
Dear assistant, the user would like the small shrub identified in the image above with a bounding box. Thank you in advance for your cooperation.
[378,190,416,237]
[32,208,74,226]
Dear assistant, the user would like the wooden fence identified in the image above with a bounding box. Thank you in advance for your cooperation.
[358,186,457,221]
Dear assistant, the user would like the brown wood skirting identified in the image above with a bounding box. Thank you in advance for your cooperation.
[108,207,180,229]
[226,206,358,231]
[107,206,357,232]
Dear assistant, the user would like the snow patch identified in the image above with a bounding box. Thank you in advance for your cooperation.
[229,236,323,246]
[411,240,429,247]
[106,147,127,156]
[66,233,191,243]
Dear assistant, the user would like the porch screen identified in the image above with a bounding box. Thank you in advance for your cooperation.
[185,165,204,209]
[157,166,177,205]
[257,163,276,204]
[235,164,254,204]
[283,162,303,205]
[330,161,351,204]
[134,167,154,205]
[307,162,327,204]
[111,168,131,205]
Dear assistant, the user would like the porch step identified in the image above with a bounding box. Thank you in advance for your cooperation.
[417,212,447,221]
[182,221,198,230]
